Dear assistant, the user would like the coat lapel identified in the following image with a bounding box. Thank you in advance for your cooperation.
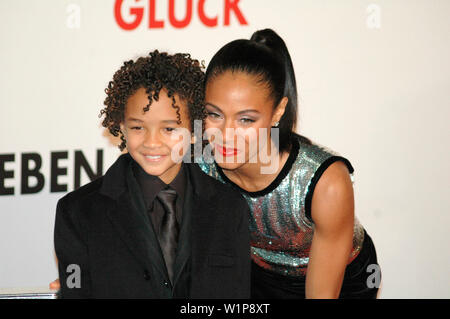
[102,155,169,282]
[186,165,218,274]
[171,180,192,287]
[174,170,198,286]
[100,154,221,291]
[190,197,215,266]
[173,164,217,288]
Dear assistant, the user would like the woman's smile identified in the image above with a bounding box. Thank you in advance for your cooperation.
[215,144,240,157]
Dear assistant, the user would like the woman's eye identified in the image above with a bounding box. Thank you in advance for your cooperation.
[164,127,177,132]
[207,112,221,119]
[239,118,255,124]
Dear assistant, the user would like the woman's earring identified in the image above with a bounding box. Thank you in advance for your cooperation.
[273,121,280,128]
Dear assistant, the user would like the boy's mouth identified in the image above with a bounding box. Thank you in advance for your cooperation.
[143,154,167,162]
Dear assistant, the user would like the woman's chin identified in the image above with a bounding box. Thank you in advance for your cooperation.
[214,158,246,171]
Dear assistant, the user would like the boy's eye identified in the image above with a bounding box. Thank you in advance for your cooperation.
[164,127,177,132]
[130,126,143,130]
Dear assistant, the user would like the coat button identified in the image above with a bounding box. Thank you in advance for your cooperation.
[143,270,150,281]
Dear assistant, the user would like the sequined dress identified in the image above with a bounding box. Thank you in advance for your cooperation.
[197,134,379,298]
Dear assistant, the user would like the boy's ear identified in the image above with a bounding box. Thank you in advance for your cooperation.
[120,123,127,138]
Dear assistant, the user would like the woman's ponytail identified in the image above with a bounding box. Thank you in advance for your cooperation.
[205,28,300,152]
[250,29,298,148]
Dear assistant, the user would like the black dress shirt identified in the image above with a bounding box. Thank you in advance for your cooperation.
[130,161,192,297]
[132,162,186,236]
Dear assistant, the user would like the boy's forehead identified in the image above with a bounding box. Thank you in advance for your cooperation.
[124,87,190,121]
[126,88,183,108]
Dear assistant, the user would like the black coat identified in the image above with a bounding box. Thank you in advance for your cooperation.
[54,153,251,298]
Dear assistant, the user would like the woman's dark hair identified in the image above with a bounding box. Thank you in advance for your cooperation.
[100,50,205,151]
[205,28,300,152]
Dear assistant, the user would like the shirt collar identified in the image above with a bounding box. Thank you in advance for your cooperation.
[132,160,186,209]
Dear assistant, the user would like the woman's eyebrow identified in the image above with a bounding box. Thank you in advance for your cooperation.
[205,103,222,112]
[236,109,260,115]
[205,103,260,115]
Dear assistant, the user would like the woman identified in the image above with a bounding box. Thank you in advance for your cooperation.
[197,28,380,299]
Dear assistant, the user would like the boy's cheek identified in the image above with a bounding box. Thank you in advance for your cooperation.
[169,128,191,144]
[168,137,192,162]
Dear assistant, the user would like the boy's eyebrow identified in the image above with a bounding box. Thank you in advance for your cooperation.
[126,117,144,122]
[161,119,180,124]
[125,118,181,124]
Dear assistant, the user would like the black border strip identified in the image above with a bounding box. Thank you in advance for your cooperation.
[304,156,354,223]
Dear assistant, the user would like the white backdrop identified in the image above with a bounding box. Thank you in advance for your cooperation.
[0,0,449,298]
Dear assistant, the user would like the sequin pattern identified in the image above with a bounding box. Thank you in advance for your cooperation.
[197,137,365,277]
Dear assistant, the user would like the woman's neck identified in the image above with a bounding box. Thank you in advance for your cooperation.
[221,149,290,193]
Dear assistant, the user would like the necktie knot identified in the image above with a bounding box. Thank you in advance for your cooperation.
[156,188,177,211]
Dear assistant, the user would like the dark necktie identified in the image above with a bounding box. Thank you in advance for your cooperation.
[156,187,179,284]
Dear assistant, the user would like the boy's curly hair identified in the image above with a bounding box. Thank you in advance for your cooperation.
[100,50,206,151]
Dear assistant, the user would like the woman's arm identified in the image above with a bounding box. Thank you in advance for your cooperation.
[305,161,355,299]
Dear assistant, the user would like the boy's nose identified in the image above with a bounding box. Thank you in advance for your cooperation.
[143,130,162,148]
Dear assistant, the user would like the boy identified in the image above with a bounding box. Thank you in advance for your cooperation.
[54,51,251,298]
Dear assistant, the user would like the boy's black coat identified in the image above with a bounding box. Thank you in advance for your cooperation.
[54,153,250,298]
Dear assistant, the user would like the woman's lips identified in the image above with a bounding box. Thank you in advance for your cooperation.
[215,144,239,157]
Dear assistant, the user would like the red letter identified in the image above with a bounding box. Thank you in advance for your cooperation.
[198,0,217,27]
[168,0,192,28]
[224,0,247,26]
[114,0,144,31]
[149,0,164,28]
